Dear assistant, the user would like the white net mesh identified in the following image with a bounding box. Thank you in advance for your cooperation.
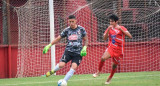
[16,0,160,77]
[16,0,51,77]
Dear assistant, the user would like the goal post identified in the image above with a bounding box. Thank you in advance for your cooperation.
[49,0,55,72]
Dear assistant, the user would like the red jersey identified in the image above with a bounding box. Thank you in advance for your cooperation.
[104,25,127,54]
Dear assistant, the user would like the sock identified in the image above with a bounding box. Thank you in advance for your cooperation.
[98,60,105,72]
[109,68,117,79]
[64,68,75,82]
[52,64,60,73]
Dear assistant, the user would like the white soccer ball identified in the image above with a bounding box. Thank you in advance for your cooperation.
[57,79,67,86]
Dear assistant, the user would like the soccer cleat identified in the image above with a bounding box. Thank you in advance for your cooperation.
[104,81,110,85]
[46,70,54,77]
[93,73,100,78]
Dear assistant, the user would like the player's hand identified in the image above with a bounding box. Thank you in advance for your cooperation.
[80,46,87,57]
[43,44,52,54]
[116,25,122,30]
[108,25,113,30]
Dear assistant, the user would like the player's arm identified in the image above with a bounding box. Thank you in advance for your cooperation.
[83,35,88,47]
[50,35,62,45]
[43,35,62,54]
[121,30,132,38]
[103,25,112,40]
[116,25,132,38]
[43,28,67,54]
[80,28,88,57]
[80,35,88,57]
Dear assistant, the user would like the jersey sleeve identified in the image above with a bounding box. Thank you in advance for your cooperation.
[81,27,87,37]
[121,26,128,32]
[60,28,67,38]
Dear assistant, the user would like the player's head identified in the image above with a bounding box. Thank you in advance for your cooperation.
[68,15,77,29]
[109,14,119,26]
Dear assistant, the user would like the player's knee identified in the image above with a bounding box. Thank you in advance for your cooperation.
[101,53,110,61]
[59,62,65,68]
[101,56,109,61]
[101,58,106,61]
[71,63,78,70]
[59,65,65,68]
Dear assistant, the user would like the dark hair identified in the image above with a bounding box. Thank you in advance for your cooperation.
[68,15,76,19]
[109,14,119,22]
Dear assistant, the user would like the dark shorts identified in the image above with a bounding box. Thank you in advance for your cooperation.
[60,50,82,66]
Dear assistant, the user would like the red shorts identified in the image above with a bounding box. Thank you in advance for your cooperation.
[106,46,123,65]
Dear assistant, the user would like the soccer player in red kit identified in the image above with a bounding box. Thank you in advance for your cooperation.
[93,14,132,84]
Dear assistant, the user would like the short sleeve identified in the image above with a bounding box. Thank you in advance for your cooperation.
[81,28,87,37]
[60,29,67,38]
[121,26,128,32]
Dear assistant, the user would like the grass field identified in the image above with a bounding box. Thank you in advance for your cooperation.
[0,71,160,86]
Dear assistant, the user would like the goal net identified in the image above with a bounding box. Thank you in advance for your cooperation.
[16,0,160,77]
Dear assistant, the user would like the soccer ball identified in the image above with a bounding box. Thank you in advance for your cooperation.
[57,79,67,86]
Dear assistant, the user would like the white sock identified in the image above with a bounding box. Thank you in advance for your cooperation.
[53,64,60,72]
[64,68,75,82]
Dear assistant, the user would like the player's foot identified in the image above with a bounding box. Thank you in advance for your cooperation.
[105,77,111,84]
[93,73,100,78]
[104,81,110,85]
[46,70,54,77]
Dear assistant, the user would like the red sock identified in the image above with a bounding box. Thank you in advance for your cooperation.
[98,60,105,72]
[109,68,117,78]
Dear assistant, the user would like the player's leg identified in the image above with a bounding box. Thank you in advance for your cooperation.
[63,63,78,82]
[63,53,82,82]
[105,61,118,84]
[46,51,71,77]
[46,62,66,77]
[93,50,111,77]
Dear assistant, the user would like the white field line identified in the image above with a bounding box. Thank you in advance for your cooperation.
[0,74,160,86]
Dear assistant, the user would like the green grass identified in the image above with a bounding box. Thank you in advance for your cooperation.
[0,71,160,86]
